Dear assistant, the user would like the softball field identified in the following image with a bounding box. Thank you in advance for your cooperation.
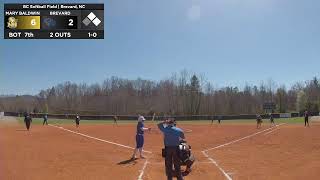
[1,117,320,180]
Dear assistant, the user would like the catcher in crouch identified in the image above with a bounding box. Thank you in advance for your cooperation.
[171,119,194,175]
[175,140,195,176]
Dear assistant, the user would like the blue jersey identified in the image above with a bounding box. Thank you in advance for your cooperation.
[158,123,185,147]
[137,121,144,135]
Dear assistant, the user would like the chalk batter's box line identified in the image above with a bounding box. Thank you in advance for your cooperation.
[148,161,212,165]
[48,124,152,154]
[137,159,149,180]
[202,151,233,180]
[138,160,216,180]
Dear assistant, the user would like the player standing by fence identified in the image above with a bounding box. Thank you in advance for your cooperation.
[256,114,262,129]
[218,115,222,124]
[24,112,32,131]
[269,114,275,127]
[304,111,310,127]
[75,114,80,128]
[43,114,48,125]
[113,115,118,126]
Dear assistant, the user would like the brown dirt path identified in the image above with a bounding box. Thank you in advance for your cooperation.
[207,124,320,180]
[3,119,318,180]
[0,123,144,180]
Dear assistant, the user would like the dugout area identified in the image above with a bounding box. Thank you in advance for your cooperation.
[1,117,320,180]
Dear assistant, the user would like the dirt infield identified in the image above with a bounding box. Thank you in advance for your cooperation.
[1,118,320,180]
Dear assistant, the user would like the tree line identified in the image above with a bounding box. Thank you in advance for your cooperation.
[1,70,320,116]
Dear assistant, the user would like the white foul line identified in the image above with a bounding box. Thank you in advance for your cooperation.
[203,123,286,152]
[48,124,152,154]
[138,159,149,180]
[202,151,232,180]
[264,127,280,135]
[202,123,286,180]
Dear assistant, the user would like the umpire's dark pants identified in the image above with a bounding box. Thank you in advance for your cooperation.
[43,119,48,125]
[25,121,31,130]
[305,117,309,126]
[165,146,183,180]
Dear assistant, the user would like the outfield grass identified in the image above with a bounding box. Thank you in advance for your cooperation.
[16,117,306,125]
[217,117,305,124]
[16,117,136,125]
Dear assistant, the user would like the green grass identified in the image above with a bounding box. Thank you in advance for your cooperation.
[167,117,305,125]
[213,117,305,124]
[17,117,138,125]
[273,117,305,124]
[16,117,306,125]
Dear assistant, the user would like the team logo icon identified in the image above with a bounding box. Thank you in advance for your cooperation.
[43,17,57,29]
[7,17,18,29]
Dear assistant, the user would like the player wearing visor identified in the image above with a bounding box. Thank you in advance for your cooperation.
[131,115,151,159]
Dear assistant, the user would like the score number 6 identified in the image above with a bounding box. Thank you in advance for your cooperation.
[31,19,36,26]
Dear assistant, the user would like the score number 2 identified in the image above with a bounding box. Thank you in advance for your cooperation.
[68,19,74,26]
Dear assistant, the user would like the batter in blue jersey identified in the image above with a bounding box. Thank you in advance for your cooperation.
[131,115,151,159]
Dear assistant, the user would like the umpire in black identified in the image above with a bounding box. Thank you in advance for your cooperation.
[24,112,32,131]
[158,118,185,180]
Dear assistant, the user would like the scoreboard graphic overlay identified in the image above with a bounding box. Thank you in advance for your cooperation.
[4,4,104,39]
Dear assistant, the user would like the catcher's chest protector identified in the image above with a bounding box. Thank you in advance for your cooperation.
[178,143,191,162]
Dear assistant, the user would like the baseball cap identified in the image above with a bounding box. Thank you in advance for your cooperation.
[138,116,146,122]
